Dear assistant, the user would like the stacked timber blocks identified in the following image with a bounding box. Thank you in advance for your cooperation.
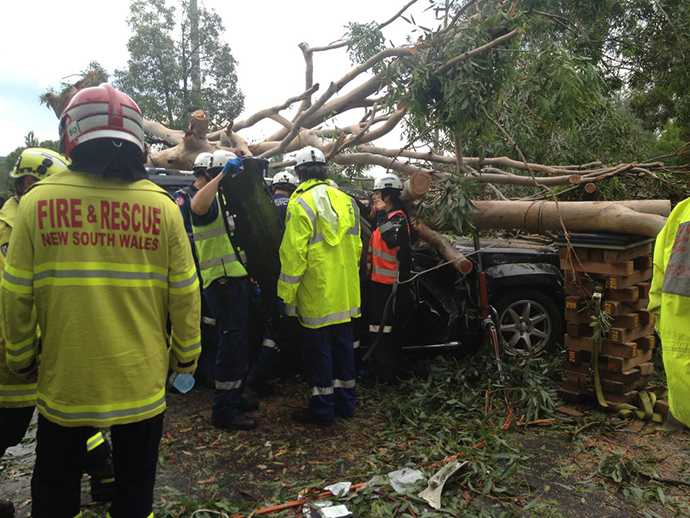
[557,236,657,406]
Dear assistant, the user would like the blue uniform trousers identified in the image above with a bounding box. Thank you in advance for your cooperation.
[204,277,250,419]
[301,321,357,420]
[369,281,398,382]
[196,293,219,380]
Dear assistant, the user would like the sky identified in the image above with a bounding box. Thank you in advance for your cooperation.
[0,0,438,156]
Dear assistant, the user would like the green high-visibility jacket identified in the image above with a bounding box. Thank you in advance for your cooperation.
[0,196,37,408]
[278,179,362,329]
[191,196,247,289]
[649,197,690,426]
[1,170,201,427]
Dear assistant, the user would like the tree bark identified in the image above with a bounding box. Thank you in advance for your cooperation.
[416,223,474,274]
[459,201,670,237]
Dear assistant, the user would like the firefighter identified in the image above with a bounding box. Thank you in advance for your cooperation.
[173,152,217,387]
[271,171,298,224]
[0,148,116,517]
[278,146,361,426]
[649,198,690,428]
[190,149,259,431]
[1,84,201,518]
[366,174,411,383]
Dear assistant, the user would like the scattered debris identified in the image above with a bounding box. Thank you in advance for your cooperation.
[419,460,467,509]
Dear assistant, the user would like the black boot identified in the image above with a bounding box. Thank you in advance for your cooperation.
[212,413,256,431]
[0,499,14,518]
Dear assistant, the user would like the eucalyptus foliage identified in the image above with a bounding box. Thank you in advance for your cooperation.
[114,0,244,131]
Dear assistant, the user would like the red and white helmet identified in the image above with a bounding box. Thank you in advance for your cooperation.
[60,84,145,159]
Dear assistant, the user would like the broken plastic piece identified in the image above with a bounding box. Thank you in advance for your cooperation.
[324,481,352,496]
[388,468,425,493]
[418,460,467,509]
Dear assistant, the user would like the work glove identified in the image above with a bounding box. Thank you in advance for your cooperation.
[221,157,243,177]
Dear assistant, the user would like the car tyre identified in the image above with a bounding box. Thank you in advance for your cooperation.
[493,289,562,355]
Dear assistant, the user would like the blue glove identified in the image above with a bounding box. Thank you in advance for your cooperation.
[221,157,243,176]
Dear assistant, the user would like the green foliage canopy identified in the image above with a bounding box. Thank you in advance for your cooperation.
[114,0,244,130]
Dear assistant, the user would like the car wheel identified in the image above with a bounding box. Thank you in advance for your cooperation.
[493,289,562,354]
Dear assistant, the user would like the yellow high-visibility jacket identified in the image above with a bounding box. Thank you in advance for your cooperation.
[278,179,362,329]
[649,198,690,426]
[0,196,37,408]
[191,196,247,289]
[1,170,201,427]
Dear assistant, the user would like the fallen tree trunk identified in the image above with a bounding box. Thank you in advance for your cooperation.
[144,111,250,170]
[459,201,669,237]
[416,223,474,275]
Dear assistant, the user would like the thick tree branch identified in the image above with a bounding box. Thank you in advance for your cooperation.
[261,47,414,159]
[438,28,521,73]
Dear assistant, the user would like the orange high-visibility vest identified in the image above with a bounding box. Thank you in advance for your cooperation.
[367,209,409,285]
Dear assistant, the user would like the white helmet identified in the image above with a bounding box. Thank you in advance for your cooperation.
[272,171,298,186]
[294,146,326,167]
[209,149,237,171]
[194,152,213,170]
[374,174,403,191]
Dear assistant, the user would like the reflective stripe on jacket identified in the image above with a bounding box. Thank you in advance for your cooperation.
[191,196,247,288]
[649,197,690,426]
[367,209,408,285]
[0,197,37,408]
[1,170,201,427]
[278,179,362,329]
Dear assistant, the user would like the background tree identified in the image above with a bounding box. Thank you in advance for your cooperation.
[0,132,59,199]
[114,0,244,132]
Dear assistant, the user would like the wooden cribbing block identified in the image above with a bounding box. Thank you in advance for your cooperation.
[565,335,639,359]
[638,362,654,376]
[567,321,592,338]
[633,254,653,271]
[623,298,650,312]
[559,247,588,261]
[588,249,604,262]
[561,258,634,276]
[604,350,653,372]
[603,243,653,263]
[635,335,656,351]
[609,324,655,344]
[564,361,643,384]
[604,390,639,405]
[603,300,627,317]
[638,309,654,327]
[605,269,653,290]
[566,349,591,364]
[604,299,652,316]
[561,379,591,394]
[601,377,646,395]
[611,312,640,329]
[565,296,587,312]
[560,383,639,405]
[565,308,593,324]
[637,282,651,299]
[557,388,590,404]
[564,279,594,297]
[565,370,589,384]
[605,286,639,302]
